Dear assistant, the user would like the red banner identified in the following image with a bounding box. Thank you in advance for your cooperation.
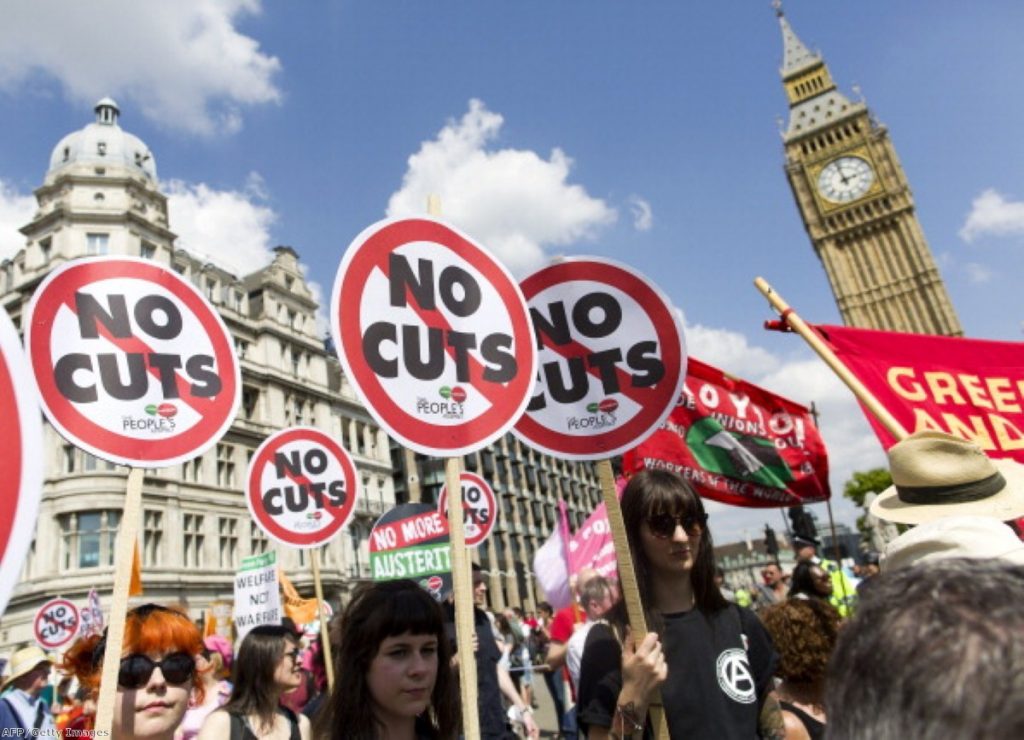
[623,357,830,508]
[818,324,1024,462]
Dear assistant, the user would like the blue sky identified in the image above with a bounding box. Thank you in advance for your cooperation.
[2,1,1023,544]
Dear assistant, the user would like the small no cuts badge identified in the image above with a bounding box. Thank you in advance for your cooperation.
[513,257,687,460]
[331,217,536,457]
[247,427,358,549]
[34,598,80,650]
[25,256,240,467]
[437,472,497,548]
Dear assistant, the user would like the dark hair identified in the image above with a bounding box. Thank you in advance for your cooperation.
[788,561,830,601]
[61,603,204,702]
[537,601,553,617]
[315,580,458,740]
[620,469,727,626]
[826,559,1024,740]
[222,625,298,733]
[761,598,840,686]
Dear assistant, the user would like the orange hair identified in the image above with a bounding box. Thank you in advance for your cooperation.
[61,604,205,702]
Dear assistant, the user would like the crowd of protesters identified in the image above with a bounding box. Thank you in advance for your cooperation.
[3,431,1024,739]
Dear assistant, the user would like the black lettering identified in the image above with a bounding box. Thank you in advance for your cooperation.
[148,353,182,398]
[446,331,477,383]
[389,254,435,310]
[186,355,222,397]
[527,391,546,411]
[480,333,516,383]
[284,484,307,512]
[304,449,328,475]
[530,303,571,349]
[402,325,444,380]
[588,348,623,394]
[309,481,326,508]
[363,322,398,377]
[327,480,346,506]
[439,265,481,316]
[134,295,183,339]
[572,292,621,339]
[544,357,588,404]
[75,292,132,339]
[97,353,147,400]
[274,451,302,479]
[262,488,283,515]
[54,354,97,403]
[627,341,665,387]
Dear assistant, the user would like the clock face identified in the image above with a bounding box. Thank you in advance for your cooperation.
[817,156,875,203]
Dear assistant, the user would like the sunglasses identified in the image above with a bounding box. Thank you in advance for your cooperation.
[646,512,707,539]
[118,652,194,689]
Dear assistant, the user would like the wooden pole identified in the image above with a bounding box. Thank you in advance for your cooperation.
[94,466,145,735]
[597,459,669,740]
[753,277,909,440]
[310,549,335,691]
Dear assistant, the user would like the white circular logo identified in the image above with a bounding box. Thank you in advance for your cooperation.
[716,648,756,704]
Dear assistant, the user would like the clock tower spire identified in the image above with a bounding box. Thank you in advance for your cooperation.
[774,5,962,336]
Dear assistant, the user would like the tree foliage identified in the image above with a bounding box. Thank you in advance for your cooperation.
[843,468,892,508]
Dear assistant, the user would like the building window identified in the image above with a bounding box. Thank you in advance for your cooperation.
[237,339,249,360]
[63,445,77,473]
[86,233,109,255]
[242,386,260,421]
[218,517,238,569]
[59,510,121,569]
[234,291,244,312]
[82,453,116,472]
[216,444,235,488]
[39,238,52,262]
[183,514,205,568]
[250,521,269,556]
[140,241,156,259]
[291,352,300,376]
[182,456,203,483]
[206,278,218,303]
[143,510,163,566]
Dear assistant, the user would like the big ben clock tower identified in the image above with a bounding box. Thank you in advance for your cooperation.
[776,6,962,336]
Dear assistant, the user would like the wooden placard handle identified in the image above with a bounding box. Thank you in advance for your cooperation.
[597,459,669,740]
[446,456,480,739]
[94,466,145,735]
[310,549,335,691]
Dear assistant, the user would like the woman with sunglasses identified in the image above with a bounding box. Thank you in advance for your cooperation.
[313,580,458,740]
[198,625,311,740]
[62,603,204,740]
[576,469,780,739]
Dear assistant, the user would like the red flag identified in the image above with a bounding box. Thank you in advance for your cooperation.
[817,325,1024,462]
[623,357,830,507]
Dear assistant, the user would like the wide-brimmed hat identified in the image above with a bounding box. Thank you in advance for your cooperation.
[882,515,1024,572]
[869,431,1024,525]
[0,645,52,689]
[791,534,819,549]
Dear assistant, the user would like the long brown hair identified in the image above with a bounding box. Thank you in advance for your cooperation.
[620,468,728,628]
[222,625,297,732]
[314,580,458,740]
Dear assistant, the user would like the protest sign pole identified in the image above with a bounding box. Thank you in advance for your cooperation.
[597,459,669,740]
[426,194,480,738]
[310,549,335,691]
[754,277,909,441]
[94,466,145,735]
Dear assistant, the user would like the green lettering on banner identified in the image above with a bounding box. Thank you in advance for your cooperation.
[370,543,452,581]
[240,550,277,571]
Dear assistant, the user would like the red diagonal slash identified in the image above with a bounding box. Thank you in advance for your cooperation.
[533,331,655,408]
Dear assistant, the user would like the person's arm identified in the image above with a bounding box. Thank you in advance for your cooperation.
[758,691,787,740]
[497,664,539,738]
[196,709,231,740]
[546,640,568,670]
[606,632,666,739]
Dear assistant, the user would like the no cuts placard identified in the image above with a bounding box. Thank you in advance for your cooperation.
[513,257,687,459]
[34,598,80,651]
[25,257,241,467]
[437,472,497,548]
[0,306,44,618]
[331,217,536,456]
[247,427,358,549]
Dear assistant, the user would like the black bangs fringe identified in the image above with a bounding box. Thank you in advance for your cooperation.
[640,472,702,519]
[377,585,444,639]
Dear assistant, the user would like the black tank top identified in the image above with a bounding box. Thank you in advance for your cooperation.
[779,700,825,740]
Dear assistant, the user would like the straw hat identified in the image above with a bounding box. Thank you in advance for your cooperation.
[882,515,1024,572]
[869,431,1024,525]
[0,645,52,689]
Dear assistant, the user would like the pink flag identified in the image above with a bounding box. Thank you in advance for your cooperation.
[567,503,618,582]
[533,523,572,610]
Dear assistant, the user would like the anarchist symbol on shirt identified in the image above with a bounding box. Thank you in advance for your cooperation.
[715,648,757,704]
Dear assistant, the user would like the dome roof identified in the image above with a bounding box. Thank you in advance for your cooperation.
[47,98,157,182]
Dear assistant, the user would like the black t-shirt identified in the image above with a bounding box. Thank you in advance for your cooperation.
[444,605,512,740]
[577,605,777,740]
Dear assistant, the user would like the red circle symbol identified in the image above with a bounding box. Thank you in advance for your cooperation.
[331,217,536,457]
[437,471,497,548]
[34,598,80,650]
[25,257,240,467]
[513,257,687,460]
[247,427,358,549]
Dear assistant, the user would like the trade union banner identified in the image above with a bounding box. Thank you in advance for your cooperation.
[623,357,830,508]
[818,324,1024,462]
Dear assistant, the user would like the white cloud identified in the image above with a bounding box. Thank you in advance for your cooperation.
[959,189,1024,242]
[0,180,36,261]
[0,0,281,135]
[628,195,653,231]
[387,99,616,275]
[964,262,993,284]
[166,172,276,275]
